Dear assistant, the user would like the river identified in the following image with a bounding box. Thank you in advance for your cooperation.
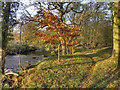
[5,51,48,73]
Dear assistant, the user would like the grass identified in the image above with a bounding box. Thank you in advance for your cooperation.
[3,46,119,88]
[86,57,118,88]
[21,56,93,88]
[75,47,112,62]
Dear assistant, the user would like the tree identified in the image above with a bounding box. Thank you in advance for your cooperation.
[2,2,11,74]
[112,1,120,68]
[72,2,113,49]
[35,9,81,61]
[17,2,84,55]
[38,2,84,55]
[21,21,40,47]
[1,2,19,74]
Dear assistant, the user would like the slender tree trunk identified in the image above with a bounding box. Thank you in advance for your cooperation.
[19,55,23,70]
[70,46,73,54]
[61,38,67,55]
[2,2,10,74]
[1,49,6,74]
[66,44,69,55]
[112,2,120,67]
[68,46,72,54]
[58,44,60,62]
[71,46,74,54]
[58,11,64,56]
[19,24,23,71]
[61,40,65,55]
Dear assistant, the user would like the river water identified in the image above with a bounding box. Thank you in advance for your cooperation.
[5,51,48,73]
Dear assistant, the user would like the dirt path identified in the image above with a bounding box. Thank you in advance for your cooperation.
[80,51,112,88]
[80,54,97,88]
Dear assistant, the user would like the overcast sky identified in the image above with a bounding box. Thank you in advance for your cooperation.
[16,2,38,20]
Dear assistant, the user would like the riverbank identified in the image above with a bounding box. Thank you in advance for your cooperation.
[2,47,119,89]
[5,55,48,73]
[6,45,38,55]
[18,47,118,88]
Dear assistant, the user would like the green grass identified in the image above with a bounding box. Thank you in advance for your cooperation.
[86,57,118,88]
[4,46,119,88]
[75,47,112,62]
[21,56,93,88]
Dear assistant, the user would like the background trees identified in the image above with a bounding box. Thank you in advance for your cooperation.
[1,1,116,73]
[1,1,120,89]
[18,2,113,57]
[21,21,41,47]
[69,2,113,49]
[16,2,113,50]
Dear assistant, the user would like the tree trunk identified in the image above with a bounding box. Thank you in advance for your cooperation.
[19,24,23,71]
[2,2,10,74]
[19,55,23,70]
[112,2,120,66]
[58,44,60,62]
[68,46,72,55]
[1,49,6,74]
[69,46,74,54]
[71,46,74,55]
[66,45,69,55]
[61,38,67,55]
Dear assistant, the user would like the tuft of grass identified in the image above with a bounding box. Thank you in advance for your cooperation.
[109,63,117,70]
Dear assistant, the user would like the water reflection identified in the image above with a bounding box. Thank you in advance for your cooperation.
[5,53,46,73]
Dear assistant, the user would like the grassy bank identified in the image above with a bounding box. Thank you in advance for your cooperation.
[3,47,119,88]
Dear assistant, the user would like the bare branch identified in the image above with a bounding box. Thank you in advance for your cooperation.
[71,7,84,13]
[25,9,32,18]
[63,2,72,14]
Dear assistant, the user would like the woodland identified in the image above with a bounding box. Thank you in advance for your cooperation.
[0,1,120,89]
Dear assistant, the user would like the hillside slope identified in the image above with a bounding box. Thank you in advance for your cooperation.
[3,47,119,88]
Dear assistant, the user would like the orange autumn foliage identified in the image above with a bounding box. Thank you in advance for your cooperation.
[34,8,82,46]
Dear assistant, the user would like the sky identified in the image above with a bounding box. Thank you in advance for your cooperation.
[15,2,49,31]
[16,1,87,20]
[14,1,112,31]
[16,3,38,20]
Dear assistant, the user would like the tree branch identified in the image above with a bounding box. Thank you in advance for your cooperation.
[71,7,84,13]
[63,2,72,14]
